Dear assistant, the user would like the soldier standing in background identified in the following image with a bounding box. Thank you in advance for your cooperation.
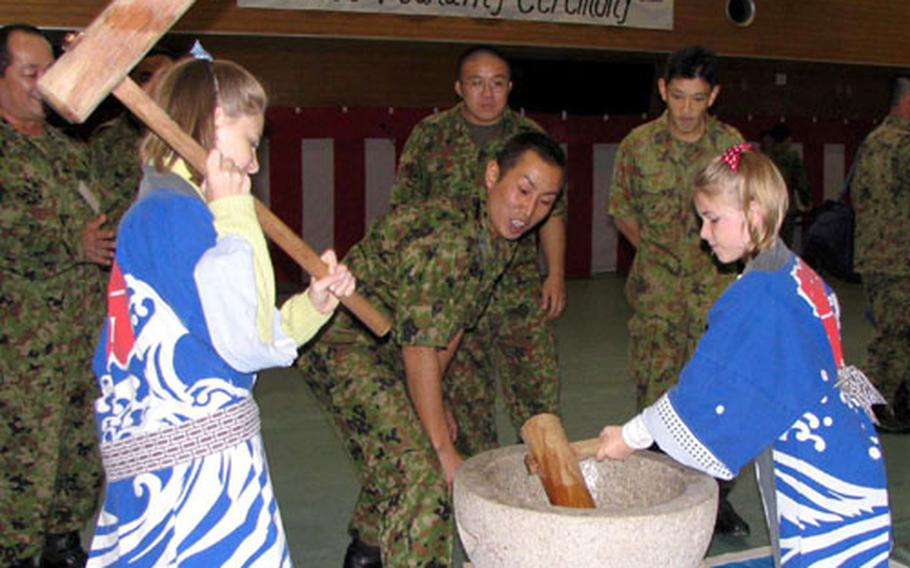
[298,133,565,568]
[88,49,175,231]
[851,73,910,434]
[389,45,567,459]
[0,24,108,567]
[760,123,811,246]
[608,45,748,536]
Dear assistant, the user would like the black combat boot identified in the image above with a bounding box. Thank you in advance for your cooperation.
[714,478,750,537]
[714,497,751,537]
[342,537,382,568]
[874,382,910,434]
[3,552,37,568]
[40,532,86,568]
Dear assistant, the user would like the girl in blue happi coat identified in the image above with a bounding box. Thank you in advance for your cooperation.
[89,54,355,566]
[597,144,892,567]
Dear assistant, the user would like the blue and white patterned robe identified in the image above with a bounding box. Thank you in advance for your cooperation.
[644,247,892,566]
[88,174,297,567]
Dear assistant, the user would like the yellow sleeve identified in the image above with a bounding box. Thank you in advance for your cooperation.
[279,291,332,346]
[208,194,276,343]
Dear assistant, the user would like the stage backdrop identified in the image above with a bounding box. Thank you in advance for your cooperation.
[254,106,877,283]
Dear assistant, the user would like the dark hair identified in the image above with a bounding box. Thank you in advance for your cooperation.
[664,45,718,87]
[0,23,45,76]
[455,45,511,81]
[129,49,178,87]
[890,73,910,109]
[496,131,566,182]
[768,122,791,143]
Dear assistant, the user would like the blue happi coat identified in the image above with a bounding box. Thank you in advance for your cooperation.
[89,169,295,567]
[644,244,891,566]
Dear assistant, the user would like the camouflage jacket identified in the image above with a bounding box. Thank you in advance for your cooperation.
[765,142,811,212]
[390,103,563,278]
[89,115,143,226]
[0,119,102,346]
[339,194,517,348]
[852,115,910,275]
[609,112,743,310]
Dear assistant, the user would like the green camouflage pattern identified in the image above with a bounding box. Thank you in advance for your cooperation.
[445,269,560,456]
[89,115,143,226]
[296,195,517,567]
[852,115,910,276]
[390,103,561,451]
[391,104,565,276]
[609,112,743,409]
[764,141,811,245]
[861,274,910,405]
[852,115,910,405]
[0,120,103,562]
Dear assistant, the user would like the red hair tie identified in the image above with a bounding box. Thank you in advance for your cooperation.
[720,143,753,172]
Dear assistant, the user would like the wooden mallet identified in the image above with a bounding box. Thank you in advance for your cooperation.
[520,413,596,509]
[37,0,391,337]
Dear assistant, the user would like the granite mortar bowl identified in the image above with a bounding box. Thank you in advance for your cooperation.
[454,445,718,568]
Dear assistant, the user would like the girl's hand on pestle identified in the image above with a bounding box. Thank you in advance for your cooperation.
[595,425,635,461]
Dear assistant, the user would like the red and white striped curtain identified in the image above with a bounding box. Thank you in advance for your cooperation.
[256,107,876,283]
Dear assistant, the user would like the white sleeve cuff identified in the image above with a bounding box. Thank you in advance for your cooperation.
[622,414,655,450]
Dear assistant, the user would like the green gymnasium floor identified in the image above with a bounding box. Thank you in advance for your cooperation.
[257,274,909,567]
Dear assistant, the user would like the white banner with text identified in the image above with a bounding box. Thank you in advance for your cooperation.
[238,0,673,30]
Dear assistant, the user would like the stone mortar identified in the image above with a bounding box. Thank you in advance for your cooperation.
[454,445,718,568]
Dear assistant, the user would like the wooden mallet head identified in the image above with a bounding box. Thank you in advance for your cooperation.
[37,0,195,124]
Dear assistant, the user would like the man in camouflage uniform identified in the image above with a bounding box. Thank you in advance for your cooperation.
[608,46,747,536]
[298,132,565,568]
[0,24,110,566]
[389,46,567,461]
[89,51,175,229]
[852,74,910,434]
[760,123,811,246]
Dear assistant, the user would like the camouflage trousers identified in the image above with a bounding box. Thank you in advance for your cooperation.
[298,313,453,568]
[0,327,102,563]
[445,270,560,457]
[627,311,703,411]
[862,273,910,405]
[625,262,732,411]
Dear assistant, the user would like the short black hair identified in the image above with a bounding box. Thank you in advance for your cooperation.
[664,45,719,88]
[891,73,910,109]
[768,122,791,143]
[496,130,566,184]
[0,23,45,76]
[455,45,511,81]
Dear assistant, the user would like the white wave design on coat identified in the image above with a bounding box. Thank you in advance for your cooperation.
[90,274,288,567]
[773,450,890,566]
[96,274,248,443]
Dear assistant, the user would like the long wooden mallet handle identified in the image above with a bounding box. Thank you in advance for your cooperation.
[111,78,392,337]
[520,413,596,509]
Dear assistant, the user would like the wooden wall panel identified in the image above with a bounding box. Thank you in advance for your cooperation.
[180,36,898,121]
[2,0,910,67]
[2,2,901,122]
